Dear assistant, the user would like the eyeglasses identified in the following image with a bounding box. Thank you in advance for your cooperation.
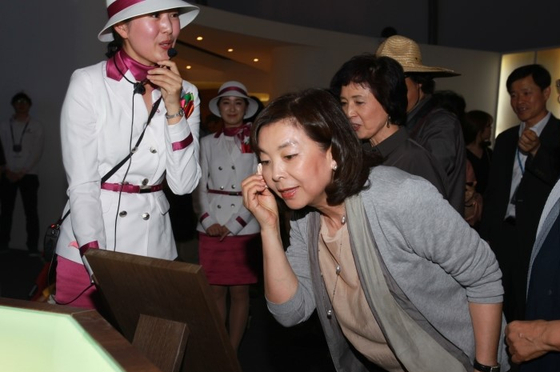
[556,79,560,95]
[14,99,30,104]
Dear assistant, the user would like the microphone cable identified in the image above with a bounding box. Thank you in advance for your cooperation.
[109,48,178,252]
[53,64,138,305]
[111,90,136,253]
[52,50,178,305]
[113,54,146,94]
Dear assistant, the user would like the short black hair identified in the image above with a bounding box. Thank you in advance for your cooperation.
[11,92,32,106]
[106,29,124,59]
[406,73,436,95]
[432,90,466,118]
[251,88,380,206]
[461,110,493,145]
[506,64,551,92]
[330,54,407,126]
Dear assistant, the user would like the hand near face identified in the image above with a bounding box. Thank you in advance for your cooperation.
[147,60,183,119]
[506,320,550,363]
[518,128,540,156]
[242,164,279,231]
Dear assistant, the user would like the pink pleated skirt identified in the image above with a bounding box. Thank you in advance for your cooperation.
[198,232,261,285]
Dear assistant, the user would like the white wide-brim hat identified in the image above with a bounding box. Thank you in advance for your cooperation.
[98,0,199,42]
[376,35,459,77]
[209,81,259,119]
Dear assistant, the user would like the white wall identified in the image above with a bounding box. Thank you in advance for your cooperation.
[193,6,502,112]
[421,44,502,117]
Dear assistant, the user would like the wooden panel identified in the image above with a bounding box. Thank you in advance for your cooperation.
[85,250,242,372]
[133,314,189,372]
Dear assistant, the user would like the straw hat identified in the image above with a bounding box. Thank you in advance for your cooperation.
[98,0,199,42]
[376,35,459,77]
[209,81,259,119]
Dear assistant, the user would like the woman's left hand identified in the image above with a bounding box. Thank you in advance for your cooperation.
[147,60,183,121]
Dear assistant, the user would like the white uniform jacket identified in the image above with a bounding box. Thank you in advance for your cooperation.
[57,60,201,264]
[194,132,260,236]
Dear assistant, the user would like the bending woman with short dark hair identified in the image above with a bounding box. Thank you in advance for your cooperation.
[242,88,509,372]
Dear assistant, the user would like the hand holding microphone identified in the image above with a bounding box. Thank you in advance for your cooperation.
[146,48,185,122]
[167,48,178,59]
[133,48,178,95]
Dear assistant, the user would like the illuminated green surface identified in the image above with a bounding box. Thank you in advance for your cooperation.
[0,306,125,372]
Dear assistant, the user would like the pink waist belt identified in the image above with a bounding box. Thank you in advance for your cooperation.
[101,182,163,194]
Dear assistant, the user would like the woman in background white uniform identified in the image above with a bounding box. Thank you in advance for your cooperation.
[195,81,261,353]
[56,0,201,309]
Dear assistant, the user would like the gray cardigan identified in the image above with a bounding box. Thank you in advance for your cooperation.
[268,166,509,372]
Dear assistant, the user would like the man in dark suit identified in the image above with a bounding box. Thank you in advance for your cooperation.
[480,64,560,322]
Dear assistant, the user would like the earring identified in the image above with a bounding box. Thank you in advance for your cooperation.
[386,116,391,128]
[332,164,338,171]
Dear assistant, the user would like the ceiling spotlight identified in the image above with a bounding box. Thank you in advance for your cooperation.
[227,48,234,53]
[186,65,192,70]
[253,58,259,62]
[196,36,203,41]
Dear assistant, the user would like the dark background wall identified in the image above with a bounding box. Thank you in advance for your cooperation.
[204,0,560,52]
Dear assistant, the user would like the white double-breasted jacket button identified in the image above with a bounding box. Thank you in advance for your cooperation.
[231,165,235,170]
[230,204,235,208]
[119,211,127,217]
[218,166,223,171]
[142,213,150,220]
[150,147,157,154]
[142,178,149,186]
[217,205,221,209]
[220,186,224,190]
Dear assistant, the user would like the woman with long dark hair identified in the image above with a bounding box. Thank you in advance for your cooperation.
[462,110,494,195]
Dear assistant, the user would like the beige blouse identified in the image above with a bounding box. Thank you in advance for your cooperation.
[318,217,404,372]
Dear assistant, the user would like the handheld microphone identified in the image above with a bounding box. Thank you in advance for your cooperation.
[132,49,176,95]
[116,49,178,95]
[167,48,178,59]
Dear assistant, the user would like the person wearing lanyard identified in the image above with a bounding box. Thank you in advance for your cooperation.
[480,64,560,323]
[55,0,201,309]
[505,79,560,372]
[0,92,44,255]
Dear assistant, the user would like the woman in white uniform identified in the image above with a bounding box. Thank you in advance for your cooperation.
[195,81,261,353]
[55,0,201,309]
